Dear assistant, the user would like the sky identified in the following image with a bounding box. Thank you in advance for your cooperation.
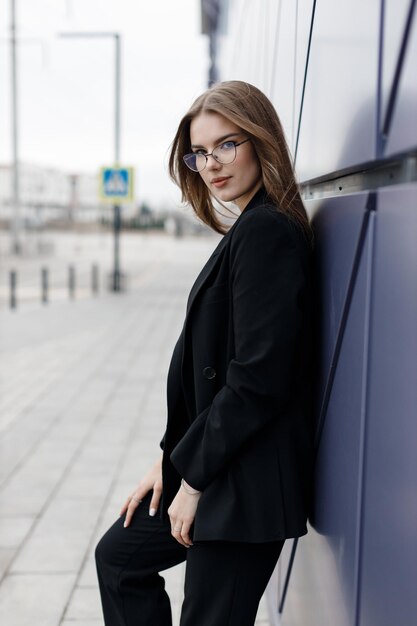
[0,0,209,209]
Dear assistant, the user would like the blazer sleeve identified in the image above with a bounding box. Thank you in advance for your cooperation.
[169,207,308,491]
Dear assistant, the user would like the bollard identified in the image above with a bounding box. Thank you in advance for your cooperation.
[9,270,17,309]
[92,263,99,295]
[41,267,48,304]
[68,265,75,299]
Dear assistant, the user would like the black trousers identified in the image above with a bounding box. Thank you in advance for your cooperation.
[95,490,285,626]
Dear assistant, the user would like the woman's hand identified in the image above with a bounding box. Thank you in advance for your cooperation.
[120,454,163,528]
[167,482,202,548]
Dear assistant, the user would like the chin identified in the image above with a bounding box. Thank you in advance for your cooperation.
[214,188,239,204]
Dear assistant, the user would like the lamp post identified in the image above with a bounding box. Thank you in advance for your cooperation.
[10,0,21,254]
[6,0,53,255]
[59,31,122,291]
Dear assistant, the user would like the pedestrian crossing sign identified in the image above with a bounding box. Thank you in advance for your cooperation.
[99,166,135,203]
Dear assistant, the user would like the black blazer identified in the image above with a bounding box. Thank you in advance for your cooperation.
[158,187,314,542]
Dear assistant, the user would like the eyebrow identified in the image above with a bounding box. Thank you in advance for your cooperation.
[191,132,241,150]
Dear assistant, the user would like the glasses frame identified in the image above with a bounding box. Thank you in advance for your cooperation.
[183,138,251,172]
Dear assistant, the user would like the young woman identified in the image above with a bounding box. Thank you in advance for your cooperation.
[95,80,314,626]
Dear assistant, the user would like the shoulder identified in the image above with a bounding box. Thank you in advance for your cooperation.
[231,204,301,249]
[228,204,312,279]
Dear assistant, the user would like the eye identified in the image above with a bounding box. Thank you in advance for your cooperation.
[193,149,207,156]
[219,141,236,151]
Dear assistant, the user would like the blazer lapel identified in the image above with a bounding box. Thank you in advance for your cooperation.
[184,187,269,317]
[185,230,231,316]
[177,187,270,423]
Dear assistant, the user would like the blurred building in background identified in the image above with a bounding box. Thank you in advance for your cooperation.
[0,161,212,245]
[0,163,112,228]
[210,1,417,626]
[0,163,203,233]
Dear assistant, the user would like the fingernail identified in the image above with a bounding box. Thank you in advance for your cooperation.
[123,521,127,528]
[149,508,156,516]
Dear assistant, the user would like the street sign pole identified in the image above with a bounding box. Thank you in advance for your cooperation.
[113,204,121,291]
[99,167,134,293]
[112,34,121,292]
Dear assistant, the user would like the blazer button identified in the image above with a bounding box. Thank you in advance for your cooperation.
[202,366,216,379]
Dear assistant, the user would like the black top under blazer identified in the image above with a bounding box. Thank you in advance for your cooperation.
[158,187,314,542]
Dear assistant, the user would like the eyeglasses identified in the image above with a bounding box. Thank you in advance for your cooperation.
[183,138,250,172]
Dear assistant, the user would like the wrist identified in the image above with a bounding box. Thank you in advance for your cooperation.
[181,478,201,495]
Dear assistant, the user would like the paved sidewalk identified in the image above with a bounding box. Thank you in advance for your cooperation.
[0,233,271,625]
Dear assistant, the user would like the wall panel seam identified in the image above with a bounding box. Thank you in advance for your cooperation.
[353,201,377,626]
[314,195,375,451]
[381,0,416,148]
[294,0,317,164]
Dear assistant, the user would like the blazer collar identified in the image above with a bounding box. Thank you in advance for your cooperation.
[232,185,270,226]
[240,185,270,212]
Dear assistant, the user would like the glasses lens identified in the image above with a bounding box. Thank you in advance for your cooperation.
[212,141,237,164]
[183,153,205,172]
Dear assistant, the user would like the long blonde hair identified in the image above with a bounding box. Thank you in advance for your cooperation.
[169,80,313,246]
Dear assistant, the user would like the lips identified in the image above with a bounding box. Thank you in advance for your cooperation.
[211,176,232,188]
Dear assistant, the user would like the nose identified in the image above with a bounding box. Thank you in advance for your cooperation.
[205,154,221,170]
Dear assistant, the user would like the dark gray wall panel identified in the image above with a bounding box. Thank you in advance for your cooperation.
[215,4,417,625]
[280,196,374,626]
[358,185,417,626]
[295,0,380,180]
[385,5,417,155]
[311,194,368,403]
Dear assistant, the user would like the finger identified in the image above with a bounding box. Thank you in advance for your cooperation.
[180,521,193,547]
[123,498,141,528]
[120,491,142,517]
[171,525,189,548]
[124,503,137,528]
[119,495,132,516]
[149,484,162,517]
[172,530,188,548]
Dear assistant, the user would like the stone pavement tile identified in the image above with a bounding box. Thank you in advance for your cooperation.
[0,547,15,580]
[0,517,35,549]
[54,454,122,502]
[0,334,110,436]
[0,573,76,626]
[76,548,98,588]
[0,475,62,518]
[0,346,130,488]
[0,355,150,518]
[10,497,100,573]
[0,411,71,485]
[0,440,83,518]
[63,586,102,621]
[0,518,36,579]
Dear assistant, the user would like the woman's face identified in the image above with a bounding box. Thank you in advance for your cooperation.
[189,111,262,211]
